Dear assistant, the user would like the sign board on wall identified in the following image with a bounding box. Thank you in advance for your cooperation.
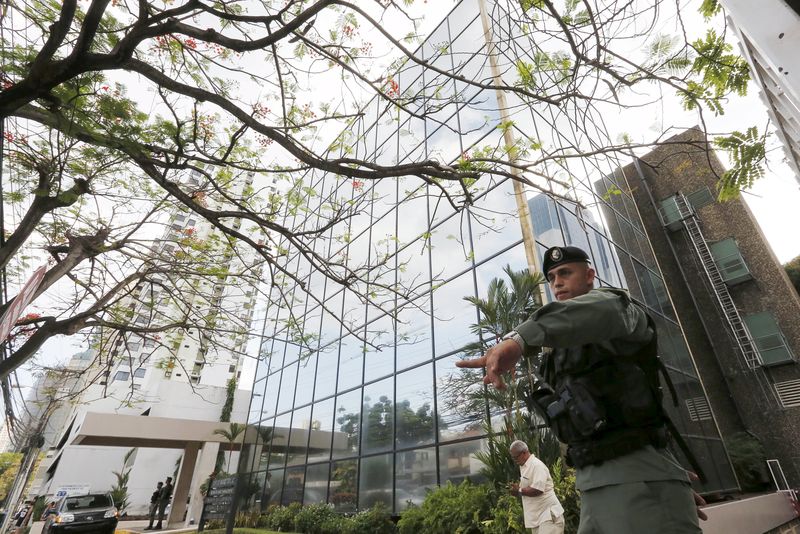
[202,475,237,521]
[53,484,91,498]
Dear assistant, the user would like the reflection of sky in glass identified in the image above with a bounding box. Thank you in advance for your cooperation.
[364,313,394,382]
[396,364,435,449]
[242,0,734,509]
[432,273,478,356]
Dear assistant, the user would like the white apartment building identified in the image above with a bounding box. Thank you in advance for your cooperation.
[722,0,800,182]
[23,169,272,515]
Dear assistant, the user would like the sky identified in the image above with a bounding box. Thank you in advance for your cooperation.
[7,0,800,400]
[406,0,800,264]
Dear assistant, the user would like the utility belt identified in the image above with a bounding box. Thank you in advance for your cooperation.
[528,372,665,467]
[527,365,705,478]
[566,426,668,468]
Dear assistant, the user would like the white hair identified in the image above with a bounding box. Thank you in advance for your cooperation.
[509,440,529,455]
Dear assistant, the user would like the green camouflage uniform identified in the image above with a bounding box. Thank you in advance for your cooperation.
[515,289,701,534]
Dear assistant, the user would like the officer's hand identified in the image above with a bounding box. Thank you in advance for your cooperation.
[687,471,708,521]
[456,339,523,389]
[693,491,708,521]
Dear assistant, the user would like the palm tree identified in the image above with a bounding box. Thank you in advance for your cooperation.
[459,265,562,482]
[110,448,136,513]
[463,264,545,346]
[213,422,245,473]
[462,264,546,414]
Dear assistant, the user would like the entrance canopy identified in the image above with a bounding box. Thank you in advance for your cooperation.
[70,412,244,449]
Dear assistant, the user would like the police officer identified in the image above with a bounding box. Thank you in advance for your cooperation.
[457,245,706,534]
[144,481,163,530]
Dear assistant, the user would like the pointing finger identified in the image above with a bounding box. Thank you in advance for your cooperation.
[456,356,487,369]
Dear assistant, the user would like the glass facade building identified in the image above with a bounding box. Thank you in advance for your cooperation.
[237,0,738,516]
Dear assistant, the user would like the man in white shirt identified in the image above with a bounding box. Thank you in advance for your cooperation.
[509,440,565,534]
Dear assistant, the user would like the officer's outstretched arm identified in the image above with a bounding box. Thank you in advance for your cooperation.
[515,290,650,349]
[456,338,522,389]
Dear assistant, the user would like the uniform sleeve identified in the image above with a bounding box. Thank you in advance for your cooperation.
[514,289,651,350]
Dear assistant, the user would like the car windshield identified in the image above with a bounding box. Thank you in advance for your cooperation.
[63,494,112,511]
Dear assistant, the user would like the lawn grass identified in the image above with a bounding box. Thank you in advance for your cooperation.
[201,529,298,534]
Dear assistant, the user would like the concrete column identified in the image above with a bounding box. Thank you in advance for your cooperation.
[168,442,199,527]
[185,441,220,527]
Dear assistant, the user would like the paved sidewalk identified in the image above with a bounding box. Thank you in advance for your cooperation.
[26,520,196,534]
[115,520,197,533]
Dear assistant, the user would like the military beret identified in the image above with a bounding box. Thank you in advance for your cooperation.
[542,245,590,274]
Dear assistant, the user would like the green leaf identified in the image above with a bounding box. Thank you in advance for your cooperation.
[713,126,767,199]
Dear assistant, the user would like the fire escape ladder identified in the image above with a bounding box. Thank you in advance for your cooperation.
[673,194,761,369]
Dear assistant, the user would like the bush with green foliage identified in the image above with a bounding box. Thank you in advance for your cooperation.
[293,503,341,534]
[397,480,493,534]
[205,518,225,530]
[480,493,524,534]
[264,501,303,531]
[726,432,770,491]
[343,502,395,534]
[550,459,580,534]
[234,509,262,528]
[784,255,800,296]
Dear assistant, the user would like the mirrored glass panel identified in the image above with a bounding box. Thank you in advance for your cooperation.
[395,297,433,370]
[364,312,395,382]
[294,352,318,409]
[396,364,435,449]
[281,466,305,505]
[439,439,487,485]
[362,377,394,454]
[276,361,298,415]
[432,272,478,357]
[267,469,284,507]
[333,388,362,460]
[286,405,311,467]
[395,447,437,512]
[436,354,486,442]
[359,453,393,510]
[308,397,335,464]
[315,345,339,401]
[330,459,357,512]
[304,463,329,505]
[338,335,364,394]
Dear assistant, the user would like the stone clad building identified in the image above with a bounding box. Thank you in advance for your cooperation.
[619,127,800,486]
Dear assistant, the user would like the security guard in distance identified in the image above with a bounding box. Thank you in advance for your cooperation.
[458,245,706,534]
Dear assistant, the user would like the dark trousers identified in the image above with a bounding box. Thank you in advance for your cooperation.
[156,500,169,526]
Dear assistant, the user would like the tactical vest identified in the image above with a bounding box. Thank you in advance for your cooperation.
[529,298,669,469]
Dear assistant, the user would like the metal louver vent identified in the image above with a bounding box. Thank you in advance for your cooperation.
[685,397,712,421]
[775,380,800,408]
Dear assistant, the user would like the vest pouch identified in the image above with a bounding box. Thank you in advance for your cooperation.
[613,361,662,426]
[560,379,608,437]
[529,386,579,444]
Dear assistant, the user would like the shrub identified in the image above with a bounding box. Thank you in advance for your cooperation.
[396,503,425,534]
[234,509,261,528]
[480,493,525,534]
[319,515,347,534]
[397,480,494,534]
[726,432,770,492]
[343,502,396,534]
[293,503,341,534]
[205,519,225,530]
[265,502,303,531]
[551,458,580,534]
